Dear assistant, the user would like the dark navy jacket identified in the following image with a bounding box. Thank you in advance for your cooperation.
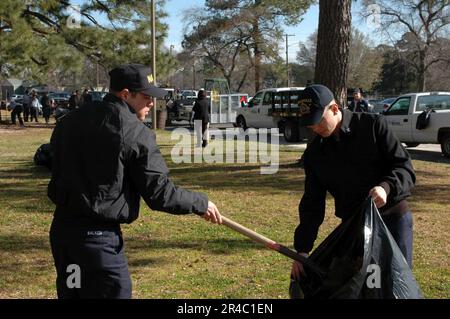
[294,109,415,253]
[48,94,208,225]
[349,99,369,112]
[192,98,210,123]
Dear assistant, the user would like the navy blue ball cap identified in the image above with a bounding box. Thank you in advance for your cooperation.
[109,63,167,98]
[298,84,335,127]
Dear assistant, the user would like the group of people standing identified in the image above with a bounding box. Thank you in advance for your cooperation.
[9,89,52,126]
[68,89,92,109]
[8,88,93,127]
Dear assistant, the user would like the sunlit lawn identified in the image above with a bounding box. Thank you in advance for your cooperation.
[0,118,448,298]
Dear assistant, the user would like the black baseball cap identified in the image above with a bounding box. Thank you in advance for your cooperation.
[109,63,166,98]
[298,84,335,127]
[352,88,361,94]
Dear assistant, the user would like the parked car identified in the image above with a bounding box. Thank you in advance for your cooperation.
[168,89,195,125]
[178,89,198,100]
[367,99,382,112]
[90,91,107,102]
[10,94,23,102]
[49,92,71,108]
[373,97,396,114]
[383,92,450,157]
[143,88,194,127]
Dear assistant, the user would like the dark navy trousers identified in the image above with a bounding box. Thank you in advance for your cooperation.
[49,219,132,299]
[382,211,414,268]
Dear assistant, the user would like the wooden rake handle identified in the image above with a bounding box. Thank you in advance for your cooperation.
[221,216,310,265]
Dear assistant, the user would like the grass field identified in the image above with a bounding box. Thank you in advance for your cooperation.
[0,117,449,299]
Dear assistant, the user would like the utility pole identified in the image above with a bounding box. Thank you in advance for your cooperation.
[0,17,2,122]
[151,0,157,130]
[285,34,295,87]
[192,63,196,90]
[96,62,99,89]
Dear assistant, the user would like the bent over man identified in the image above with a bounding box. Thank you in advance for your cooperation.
[292,84,415,280]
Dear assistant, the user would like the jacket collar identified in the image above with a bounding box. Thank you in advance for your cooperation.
[339,108,353,135]
[103,93,136,114]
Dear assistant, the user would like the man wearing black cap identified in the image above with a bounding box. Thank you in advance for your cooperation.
[48,63,222,299]
[291,84,415,280]
[348,88,369,112]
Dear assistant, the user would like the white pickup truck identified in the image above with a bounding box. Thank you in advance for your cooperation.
[383,92,450,158]
[235,87,314,142]
[235,87,303,129]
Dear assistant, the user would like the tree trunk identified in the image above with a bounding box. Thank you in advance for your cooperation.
[314,0,351,106]
[236,69,249,92]
[253,19,262,93]
[417,50,426,91]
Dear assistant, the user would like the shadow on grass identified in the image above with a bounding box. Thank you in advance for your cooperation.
[0,233,269,256]
[411,183,450,206]
[408,149,450,164]
[162,156,304,192]
[0,234,50,252]
[128,257,167,268]
[0,162,50,181]
[126,237,269,256]
[0,161,53,213]
[0,122,55,130]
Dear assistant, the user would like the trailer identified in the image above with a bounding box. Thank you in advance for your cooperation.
[203,78,248,125]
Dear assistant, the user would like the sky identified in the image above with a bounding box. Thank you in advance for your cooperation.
[68,0,381,62]
[164,0,380,62]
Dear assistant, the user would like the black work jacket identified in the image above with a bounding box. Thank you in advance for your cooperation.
[48,94,208,225]
[294,109,415,253]
[192,98,210,122]
[349,99,369,112]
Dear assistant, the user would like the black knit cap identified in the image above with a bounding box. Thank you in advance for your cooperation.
[109,63,166,98]
[298,84,335,127]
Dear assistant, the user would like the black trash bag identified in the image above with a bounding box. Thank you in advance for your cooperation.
[292,198,422,299]
[34,143,53,170]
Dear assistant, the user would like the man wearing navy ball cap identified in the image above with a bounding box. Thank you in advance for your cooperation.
[291,84,416,280]
[48,63,222,299]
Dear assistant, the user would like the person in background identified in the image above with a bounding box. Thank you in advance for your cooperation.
[348,88,369,112]
[81,89,92,106]
[69,90,81,109]
[29,93,39,122]
[9,99,24,126]
[22,90,31,122]
[41,92,52,124]
[192,90,210,147]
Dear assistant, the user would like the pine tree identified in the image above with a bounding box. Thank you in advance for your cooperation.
[0,0,176,87]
